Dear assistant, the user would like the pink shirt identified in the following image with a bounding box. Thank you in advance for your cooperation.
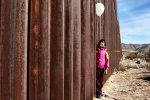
[96,48,109,69]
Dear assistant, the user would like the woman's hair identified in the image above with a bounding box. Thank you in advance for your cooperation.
[96,39,106,49]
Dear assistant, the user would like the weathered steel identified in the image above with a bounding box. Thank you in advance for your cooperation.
[29,0,50,100]
[64,0,73,100]
[50,0,65,100]
[13,1,28,99]
[0,0,28,100]
[81,0,86,99]
[0,0,10,99]
[90,0,96,97]
[0,0,122,100]
[85,0,93,99]
[72,0,81,100]
[11,1,28,99]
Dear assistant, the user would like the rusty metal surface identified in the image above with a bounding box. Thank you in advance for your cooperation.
[0,0,10,99]
[64,1,73,100]
[0,0,122,100]
[12,1,28,100]
[72,0,81,100]
[0,0,28,100]
[50,0,65,100]
[81,0,87,99]
[0,0,10,100]
[29,0,50,100]
[85,0,93,99]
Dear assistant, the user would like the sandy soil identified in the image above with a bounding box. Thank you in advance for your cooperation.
[99,58,150,100]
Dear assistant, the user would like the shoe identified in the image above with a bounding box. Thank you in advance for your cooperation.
[100,93,105,99]
[96,95,101,98]
[101,92,106,97]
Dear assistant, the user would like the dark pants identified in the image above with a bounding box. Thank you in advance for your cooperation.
[96,68,105,95]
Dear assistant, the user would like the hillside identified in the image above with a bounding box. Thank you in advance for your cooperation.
[122,43,150,52]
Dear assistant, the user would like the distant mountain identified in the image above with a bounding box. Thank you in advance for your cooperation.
[122,43,150,52]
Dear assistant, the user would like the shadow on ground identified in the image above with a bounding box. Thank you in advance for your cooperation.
[137,76,150,81]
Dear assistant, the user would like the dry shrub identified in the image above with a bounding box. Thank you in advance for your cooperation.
[115,63,126,71]
[145,63,150,70]
[145,58,150,62]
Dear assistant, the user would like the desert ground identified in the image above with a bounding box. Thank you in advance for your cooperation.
[94,57,150,100]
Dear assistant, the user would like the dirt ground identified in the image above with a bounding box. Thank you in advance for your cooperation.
[97,58,150,100]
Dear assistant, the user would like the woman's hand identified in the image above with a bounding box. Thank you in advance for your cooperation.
[104,69,107,75]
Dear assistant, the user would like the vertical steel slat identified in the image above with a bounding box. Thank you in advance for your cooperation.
[29,0,50,99]
[9,1,16,99]
[72,0,81,100]
[104,0,109,46]
[81,0,86,99]
[101,0,105,39]
[94,0,99,97]
[85,0,93,99]
[48,1,51,100]
[103,0,108,80]
[0,0,10,99]
[12,0,28,99]
[109,0,113,79]
[0,0,29,100]
[110,0,114,75]
[95,0,98,42]
[0,0,29,99]
[0,0,1,98]
[112,1,116,69]
[109,0,112,75]
[64,0,73,100]
[50,0,64,100]
[29,0,40,99]
[90,0,96,97]
[89,0,94,98]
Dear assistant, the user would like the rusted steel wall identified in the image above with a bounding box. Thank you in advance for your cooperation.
[29,0,50,100]
[0,0,122,100]
[0,0,28,100]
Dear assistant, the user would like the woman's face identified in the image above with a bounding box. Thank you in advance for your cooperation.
[100,41,105,47]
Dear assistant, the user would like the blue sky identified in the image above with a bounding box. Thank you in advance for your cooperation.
[117,0,150,44]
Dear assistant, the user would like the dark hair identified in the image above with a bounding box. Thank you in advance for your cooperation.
[96,39,106,49]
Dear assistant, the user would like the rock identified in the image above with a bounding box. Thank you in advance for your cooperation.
[136,60,140,64]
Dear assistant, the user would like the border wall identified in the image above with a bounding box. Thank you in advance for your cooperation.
[0,0,122,99]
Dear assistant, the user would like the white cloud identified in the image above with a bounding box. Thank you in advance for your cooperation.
[117,0,150,11]
[117,0,150,44]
